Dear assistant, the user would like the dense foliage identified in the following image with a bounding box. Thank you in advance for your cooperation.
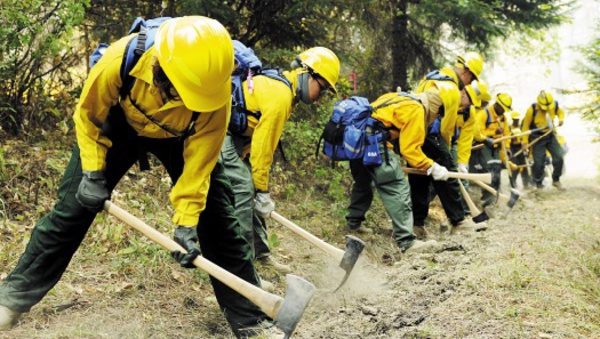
[0,0,576,136]
[572,21,600,137]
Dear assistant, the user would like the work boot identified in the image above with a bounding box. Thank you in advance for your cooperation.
[403,239,438,253]
[257,256,292,274]
[0,305,21,331]
[347,219,373,234]
[260,278,274,293]
[552,180,564,190]
[451,218,480,235]
[413,225,428,240]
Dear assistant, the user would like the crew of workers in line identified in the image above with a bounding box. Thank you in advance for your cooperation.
[0,14,567,338]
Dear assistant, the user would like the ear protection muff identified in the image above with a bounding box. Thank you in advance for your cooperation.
[296,72,312,104]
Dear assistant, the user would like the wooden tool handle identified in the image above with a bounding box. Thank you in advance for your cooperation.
[471,180,509,201]
[271,211,344,262]
[511,129,552,159]
[104,201,283,319]
[402,167,492,185]
[458,180,481,215]
[471,127,547,151]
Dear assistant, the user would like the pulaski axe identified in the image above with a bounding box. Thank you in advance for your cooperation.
[271,211,365,291]
[457,180,489,223]
[104,201,314,338]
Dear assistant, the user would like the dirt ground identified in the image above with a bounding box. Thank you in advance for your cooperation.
[1,116,599,339]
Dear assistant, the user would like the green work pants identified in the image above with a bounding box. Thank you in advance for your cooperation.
[0,110,266,337]
[510,143,531,188]
[221,134,270,259]
[408,135,465,226]
[531,132,564,185]
[346,141,415,250]
[469,145,500,206]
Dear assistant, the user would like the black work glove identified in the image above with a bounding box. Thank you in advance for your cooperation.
[483,137,495,149]
[76,170,110,212]
[171,226,201,268]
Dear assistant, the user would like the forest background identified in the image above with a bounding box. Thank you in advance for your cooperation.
[1,1,600,338]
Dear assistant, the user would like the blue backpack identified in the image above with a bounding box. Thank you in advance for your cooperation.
[317,93,417,167]
[229,40,292,135]
[319,96,374,163]
[90,17,172,100]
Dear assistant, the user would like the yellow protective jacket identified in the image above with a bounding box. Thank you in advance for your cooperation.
[455,105,477,165]
[370,93,434,170]
[473,106,510,148]
[239,70,297,191]
[415,66,461,148]
[510,126,525,146]
[73,34,229,227]
[521,103,565,144]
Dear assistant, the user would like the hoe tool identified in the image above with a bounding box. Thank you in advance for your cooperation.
[472,160,520,209]
[457,180,489,223]
[271,211,365,291]
[471,180,521,209]
[402,167,493,185]
[104,201,314,338]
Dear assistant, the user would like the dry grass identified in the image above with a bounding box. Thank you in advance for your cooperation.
[1,130,600,339]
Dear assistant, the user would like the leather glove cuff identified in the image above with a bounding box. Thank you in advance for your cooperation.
[76,170,109,212]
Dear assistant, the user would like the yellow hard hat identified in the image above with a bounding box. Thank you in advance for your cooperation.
[456,52,484,80]
[464,80,483,108]
[155,16,234,112]
[435,80,460,117]
[537,90,555,111]
[297,47,340,94]
[495,93,512,112]
[511,111,521,120]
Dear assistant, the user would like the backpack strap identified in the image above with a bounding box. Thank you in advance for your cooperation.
[485,108,492,128]
[530,103,537,130]
[118,36,140,100]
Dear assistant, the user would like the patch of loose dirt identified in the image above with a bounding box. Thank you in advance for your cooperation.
[1,116,599,338]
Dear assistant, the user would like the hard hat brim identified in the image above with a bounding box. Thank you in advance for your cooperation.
[178,75,232,112]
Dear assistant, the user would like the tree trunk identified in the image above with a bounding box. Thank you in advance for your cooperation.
[391,0,410,91]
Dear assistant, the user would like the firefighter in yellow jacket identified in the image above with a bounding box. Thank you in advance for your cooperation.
[521,90,565,189]
[470,92,512,206]
[508,111,532,188]
[409,52,485,235]
[344,85,454,252]
[221,46,340,279]
[448,81,489,226]
[0,17,271,337]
